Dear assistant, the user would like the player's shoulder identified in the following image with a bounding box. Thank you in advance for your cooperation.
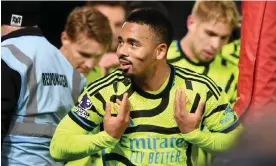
[167,40,181,58]
[174,65,222,99]
[174,65,217,85]
[213,54,239,71]
[168,40,178,50]
[85,68,125,95]
[219,39,240,66]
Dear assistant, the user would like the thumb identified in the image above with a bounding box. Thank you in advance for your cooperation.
[105,103,111,118]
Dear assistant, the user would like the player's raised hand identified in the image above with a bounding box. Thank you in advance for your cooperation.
[174,88,205,134]
[104,93,130,139]
[99,53,120,76]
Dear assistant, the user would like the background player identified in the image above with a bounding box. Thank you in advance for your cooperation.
[167,1,240,106]
[86,1,127,76]
[167,2,240,165]
[58,6,112,165]
[59,6,112,84]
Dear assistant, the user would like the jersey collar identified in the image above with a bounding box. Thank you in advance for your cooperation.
[1,27,43,42]
[131,64,175,99]
[176,40,215,66]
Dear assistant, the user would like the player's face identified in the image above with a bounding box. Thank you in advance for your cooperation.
[188,17,232,62]
[94,5,125,51]
[61,33,105,76]
[117,22,158,77]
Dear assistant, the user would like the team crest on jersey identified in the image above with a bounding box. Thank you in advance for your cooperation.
[75,94,92,119]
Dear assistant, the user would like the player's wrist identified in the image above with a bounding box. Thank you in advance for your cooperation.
[101,131,120,145]
[180,128,201,140]
[180,127,197,134]
[104,130,122,140]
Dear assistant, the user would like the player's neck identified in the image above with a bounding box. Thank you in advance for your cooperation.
[60,46,70,61]
[180,35,197,61]
[1,25,25,36]
[60,46,74,68]
[60,46,66,56]
[134,62,171,92]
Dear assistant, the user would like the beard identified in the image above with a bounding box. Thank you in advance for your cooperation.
[122,69,134,78]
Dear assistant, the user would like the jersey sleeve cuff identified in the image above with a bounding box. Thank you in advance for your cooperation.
[180,129,202,142]
[98,131,120,147]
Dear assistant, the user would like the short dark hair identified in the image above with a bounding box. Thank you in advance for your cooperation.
[128,1,169,18]
[126,9,173,47]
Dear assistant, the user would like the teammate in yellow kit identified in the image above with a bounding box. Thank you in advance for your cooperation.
[167,1,240,106]
[59,6,112,85]
[167,1,240,165]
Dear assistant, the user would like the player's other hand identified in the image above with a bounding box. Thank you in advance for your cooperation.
[104,93,130,139]
[99,52,120,76]
[174,88,205,134]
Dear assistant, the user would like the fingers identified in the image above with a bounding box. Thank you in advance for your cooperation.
[105,103,111,118]
[116,98,122,105]
[122,93,129,109]
[115,93,127,106]
[175,88,188,116]
[113,104,119,114]
[118,93,130,119]
[180,89,187,114]
[174,89,180,115]
[195,99,205,117]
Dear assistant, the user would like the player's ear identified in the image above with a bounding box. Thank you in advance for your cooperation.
[155,43,168,60]
[187,15,196,32]
[61,31,71,46]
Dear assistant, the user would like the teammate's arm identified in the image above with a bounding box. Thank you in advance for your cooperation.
[174,88,242,153]
[1,59,21,144]
[50,91,130,161]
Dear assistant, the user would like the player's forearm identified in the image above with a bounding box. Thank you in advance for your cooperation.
[50,115,119,161]
[181,124,242,153]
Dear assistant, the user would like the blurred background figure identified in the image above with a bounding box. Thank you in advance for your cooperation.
[86,1,126,53]
[59,6,112,85]
[166,1,240,166]
[59,6,112,166]
[56,5,112,166]
[1,2,86,166]
[167,1,240,106]
[219,2,241,66]
[220,38,240,66]
[213,111,276,166]
[86,1,127,76]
